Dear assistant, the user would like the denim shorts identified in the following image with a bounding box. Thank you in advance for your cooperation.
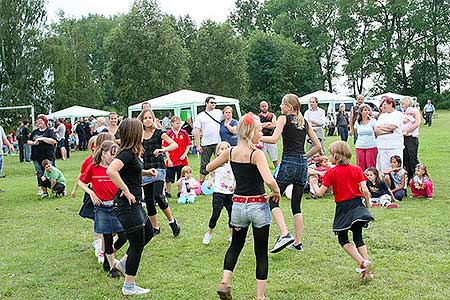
[94,206,124,234]
[231,202,271,228]
[142,168,166,186]
[276,155,308,185]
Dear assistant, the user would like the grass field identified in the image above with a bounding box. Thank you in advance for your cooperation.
[1,111,449,300]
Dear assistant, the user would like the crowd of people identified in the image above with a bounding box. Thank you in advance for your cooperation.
[0,93,436,298]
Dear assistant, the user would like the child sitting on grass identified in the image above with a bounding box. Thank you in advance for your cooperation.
[41,159,66,197]
[410,163,433,201]
[383,155,407,201]
[308,155,332,198]
[365,167,398,209]
[177,166,198,204]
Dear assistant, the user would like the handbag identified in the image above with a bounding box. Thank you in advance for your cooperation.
[79,192,94,219]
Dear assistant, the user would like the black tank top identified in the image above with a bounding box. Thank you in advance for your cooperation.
[229,148,265,196]
[282,114,308,155]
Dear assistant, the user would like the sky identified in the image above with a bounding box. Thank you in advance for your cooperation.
[46,0,236,25]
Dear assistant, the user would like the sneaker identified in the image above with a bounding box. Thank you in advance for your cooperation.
[94,240,103,258]
[371,203,381,207]
[286,243,304,251]
[202,232,212,245]
[228,236,232,243]
[270,233,294,253]
[122,284,150,296]
[108,268,120,279]
[169,219,181,237]
[53,192,57,197]
[63,191,67,197]
[165,192,172,198]
[386,203,399,209]
[103,257,110,272]
[115,259,126,276]
[40,193,49,199]
[0,189,5,193]
[358,260,374,283]
[97,251,105,264]
[153,227,160,235]
[217,282,232,300]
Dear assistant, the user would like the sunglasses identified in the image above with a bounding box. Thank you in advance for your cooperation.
[209,102,217,104]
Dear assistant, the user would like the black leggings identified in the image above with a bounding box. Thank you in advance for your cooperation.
[209,193,233,229]
[223,224,270,280]
[337,222,365,248]
[143,181,169,217]
[125,219,153,276]
[103,232,127,255]
[269,182,305,215]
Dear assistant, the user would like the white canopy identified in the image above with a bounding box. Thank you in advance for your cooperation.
[128,89,241,120]
[372,92,406,101]
[298,90,355,104]
[47,105,111,125]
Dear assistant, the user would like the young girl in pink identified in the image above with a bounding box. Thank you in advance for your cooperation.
[315,141,374,282]
[308,155,331,197]
[409,163,433,201]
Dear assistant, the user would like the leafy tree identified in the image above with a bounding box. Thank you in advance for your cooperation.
[0,0,50,113]
[190,21,248,100]
[246,31,321,111]
[229,0,265,37]
[107,0,190,111]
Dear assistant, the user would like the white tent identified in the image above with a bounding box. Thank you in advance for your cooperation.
[298,90,355,104]
[128,89,242,121]
[47,105,111,125]
[372,92,406,101]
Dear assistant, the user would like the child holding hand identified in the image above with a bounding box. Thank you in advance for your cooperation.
[177,166,198,204]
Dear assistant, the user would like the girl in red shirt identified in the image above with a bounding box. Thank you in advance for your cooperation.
[78,140,127,279]
[315,141,374,282]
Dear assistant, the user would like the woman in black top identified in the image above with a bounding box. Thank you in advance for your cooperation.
[336,103,349,142]
[107,118,157,296]
[137,109,180,236]
[27,115,57,197]
[207,113,280,300]
[260,94,322,253]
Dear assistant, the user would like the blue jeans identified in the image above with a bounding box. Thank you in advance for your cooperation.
[338,126,349,142]
[33,159,55,186]
[276,155,308,185]
[231,202,271,228]
[0,154,3,176]
[24,144,31,162]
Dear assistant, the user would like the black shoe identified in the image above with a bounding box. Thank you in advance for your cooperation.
[103,258,110,272]
[153,227,160,235]
[108,268,121,279]
[169,219,181,237]
[165,192,172,198]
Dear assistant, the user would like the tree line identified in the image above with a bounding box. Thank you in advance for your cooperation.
[1,0,449,122]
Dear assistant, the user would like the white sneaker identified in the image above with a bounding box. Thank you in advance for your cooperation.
[270,233,294,253]
[115,258,126,276]
[227,236,232,243]
[122,284,150,296]
[97,251,105,264]
[202,232,212,245]
[93,239,102,257]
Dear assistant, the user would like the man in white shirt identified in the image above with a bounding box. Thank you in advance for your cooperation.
[304,97,326,154]
[194,96,224,184]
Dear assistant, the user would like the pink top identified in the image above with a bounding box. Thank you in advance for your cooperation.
[403,107,419,137]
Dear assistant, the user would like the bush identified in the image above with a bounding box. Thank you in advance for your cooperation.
[416,91,450,109]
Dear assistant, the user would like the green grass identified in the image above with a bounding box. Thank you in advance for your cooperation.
[1,111,449,300]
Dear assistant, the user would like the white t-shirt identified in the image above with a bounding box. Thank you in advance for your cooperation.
[214,163,235,195]
[180,177,198,196]
[304,107,326,128]
[0,126,6,154]
[56,123,66,141]
[194,109,223,146]
[376,111,404,149]
[355,119,377,149]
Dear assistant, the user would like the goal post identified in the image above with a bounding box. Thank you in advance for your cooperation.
[0,105,35,127]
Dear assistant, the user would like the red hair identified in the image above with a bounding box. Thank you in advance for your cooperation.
[381,97,395,109]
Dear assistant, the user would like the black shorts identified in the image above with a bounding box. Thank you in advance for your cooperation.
[166,165,184,183]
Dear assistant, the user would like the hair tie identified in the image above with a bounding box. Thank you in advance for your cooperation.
[243,113,255,125]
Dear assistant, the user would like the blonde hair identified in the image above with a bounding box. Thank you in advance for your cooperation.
[328,141,352,165]
[215,141,231,156]
[181,166,192,176]
[400,96,413,108]
[171,116,181,123]
[137,109,157,130]
[282,93,305,129]
[96,117,106,127]
[237,113,260,150]
[95,132,115,148]
[223,106,233,113]
[87,136,97,154]
[93,140,119,166]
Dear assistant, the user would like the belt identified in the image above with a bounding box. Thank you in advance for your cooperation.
[102,200,114,207]
[232,195,267,203]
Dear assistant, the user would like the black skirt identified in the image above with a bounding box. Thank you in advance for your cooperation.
[333,197,374,232]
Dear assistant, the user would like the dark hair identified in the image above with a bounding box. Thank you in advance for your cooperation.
[390,155,402,165]
[310,97,318,103]
[357,104,371,124]
[366,167,381,185]
[205,96,215,103]
[93,140,119,166]
[117,118,143,156]
[41,159,51,167]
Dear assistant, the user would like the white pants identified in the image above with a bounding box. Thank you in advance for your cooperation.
[262,143,278,162]
[377,148,403,175]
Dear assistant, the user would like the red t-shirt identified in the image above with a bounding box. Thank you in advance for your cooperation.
[80,155,93,174]
[79,163,118,201]
[163,129,192,167]
[322,164,367,203]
